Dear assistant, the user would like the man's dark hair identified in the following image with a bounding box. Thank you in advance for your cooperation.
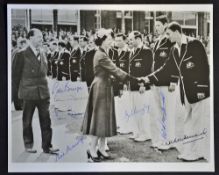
[73,36,79,42]
[52,42,57,46]
[115,33,127,40]
[167,22,182,34]
[156,15,168,25]
[80,36,88,42]
[133,31,142,40]
[27,28,41,39]
[12,40,17,47]
[58,41,66,48]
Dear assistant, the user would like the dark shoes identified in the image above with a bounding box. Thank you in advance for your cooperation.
[87,150,101,162]
[43,147,60,154]
[97,150,111,159]
[25,148,37,153]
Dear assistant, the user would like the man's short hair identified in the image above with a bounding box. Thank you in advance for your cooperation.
[58,41,66,48]
[80,36,88,42]
[27,28,41,39]
[167,21,182,34]
[115,33,127,40]
[130,31,142,40]
[156,15,168,25]
[73,36,79,42]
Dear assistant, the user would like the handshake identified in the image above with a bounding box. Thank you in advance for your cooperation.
[128,75,150,94]
[128,75,150,85]
[136,76,150,84]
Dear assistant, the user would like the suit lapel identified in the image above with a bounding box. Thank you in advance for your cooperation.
[173,47,181,66]
[153,40,159,52]
[179,43,187,67]
[129,47,142,63]
[158,38,167,49]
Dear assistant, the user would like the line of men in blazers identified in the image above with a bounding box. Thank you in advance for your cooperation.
[13,16,210,161]
[44,18,209,161]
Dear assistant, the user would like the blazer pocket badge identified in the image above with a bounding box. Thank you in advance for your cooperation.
[120,63,125,68]
[186,61,195,69]
[135,62,141,67]
[160,51,167,58]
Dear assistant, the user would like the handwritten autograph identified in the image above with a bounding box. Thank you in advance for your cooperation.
[52,81,83,96]
[124,104,150,121]
[160,91,167,140]
[55,135,86,162]
[165,128,207,145]
[54,108,84,120]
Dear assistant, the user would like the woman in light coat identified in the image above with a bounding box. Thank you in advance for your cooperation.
[81,28,138,162]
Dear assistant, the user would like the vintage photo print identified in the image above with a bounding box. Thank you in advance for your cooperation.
[8,4,214,172]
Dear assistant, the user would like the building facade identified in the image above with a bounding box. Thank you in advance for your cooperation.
[11,9,210,38]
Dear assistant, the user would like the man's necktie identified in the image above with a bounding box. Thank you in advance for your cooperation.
[36,49,40,61]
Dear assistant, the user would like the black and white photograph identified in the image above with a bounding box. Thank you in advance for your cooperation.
[7,4,214,172]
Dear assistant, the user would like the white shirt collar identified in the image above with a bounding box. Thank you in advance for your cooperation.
[174,34,187,54]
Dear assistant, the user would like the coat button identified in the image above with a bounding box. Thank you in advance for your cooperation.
[32,69,35,73]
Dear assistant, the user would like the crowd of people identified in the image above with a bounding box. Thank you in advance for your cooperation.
[11,16,210,163]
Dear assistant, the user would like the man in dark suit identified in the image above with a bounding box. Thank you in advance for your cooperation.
[115,33,130,91]
[12,28,59,154]
[79,36,89,82]
[84,36,97,87]
[106,41,120,96]
[46,41,58,77]
[128,31,153,142]
[49,41,59,79]
[145,22,210,161]
[12,37,27,110]
[166,22,210,161]
[148,16,178,151]
[114,33,131,134]
[69,36,81,81]
[57,41,71,81]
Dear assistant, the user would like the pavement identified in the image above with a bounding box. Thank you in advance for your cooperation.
[10,103,206,163]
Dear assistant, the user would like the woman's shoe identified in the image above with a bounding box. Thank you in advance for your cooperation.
[87,150,101,162]
[97,149,111,159]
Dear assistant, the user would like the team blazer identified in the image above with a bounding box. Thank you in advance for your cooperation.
[129,45,153,91]
[172,38,210,104]
[151,37,176,86]
[148,37,210,104]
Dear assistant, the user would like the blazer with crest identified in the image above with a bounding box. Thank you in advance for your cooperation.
[12,46,50,100]
[117,49,130,73]
[149,37,210,104]
[172,38,210,104]
[50,51,59,78]
[150,37,177,86]
[108,48,119,66]
[47,51,59,77]
[84,48,96,87]
[80,48,89,82]
[129,45,153,91]
[57,49,71,78]
[69,47,81,81]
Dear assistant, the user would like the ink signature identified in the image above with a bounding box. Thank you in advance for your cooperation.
[54,108,84,120]
[124,104,150,121]
[52,81,83,95]
[55,135,85,162]
[160,91,167,140]
[165,128,207,145]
